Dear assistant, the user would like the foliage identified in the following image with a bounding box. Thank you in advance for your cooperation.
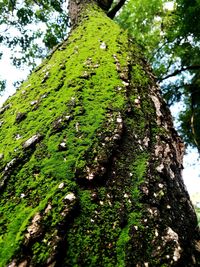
[0,79,6,95]
[0,0,69,68]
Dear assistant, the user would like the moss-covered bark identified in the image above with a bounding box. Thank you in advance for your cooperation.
[0,3,199,267]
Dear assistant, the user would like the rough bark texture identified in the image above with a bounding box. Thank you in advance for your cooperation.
[68,0,113,25]
[0,3,200,267]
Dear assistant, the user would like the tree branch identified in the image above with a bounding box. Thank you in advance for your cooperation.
[107,0,126,19]
[158,65,200,82]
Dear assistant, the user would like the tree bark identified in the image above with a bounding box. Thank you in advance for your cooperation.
[68,0,113,25]
[0,2,199,267]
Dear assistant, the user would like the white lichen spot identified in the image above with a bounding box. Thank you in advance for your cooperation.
[64,192,76,201]
[153,192,158,198]
[32,213,41,223]
[163,227,182,262]
[75,122,79,132]
[113,134,121,140]
[23,134,41,148]
[41,93,48,99]
[93,63,99,68]
[113,221,117,229]
[100,42,106,50]
[143,136,150,147]
[86,167,95,180]
[155,229,159,237]
[26,213,41,237]
[5,158,16,171]
[134,98,140,105]
[61,208,69,217]
[15,134,22,140]
[148,207,159,217]
[139,145,143,151]
[122,81,129,87]
[169,167,175,179]
[65,115,71,120]
[71,96,76,103]
[156,163,164,173]
[173,245,182,261]
[116,116,122,123]
[104,137,110,142]
[45,203,52,214]
[166,228,177,240]
[59,142,66,149]
[20,193,25,198]
[164,144,171,156]
[108,200,112,206]
[30,100,38,106]
[42,71,49,81]
[58,182,65,189]
[88,172,94,180]
[150,94,162,125]
[154,144,163,157]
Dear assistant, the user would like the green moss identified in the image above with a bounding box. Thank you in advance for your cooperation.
[116,213,141,267]
[131,64,149,86]
[0,204,31,266]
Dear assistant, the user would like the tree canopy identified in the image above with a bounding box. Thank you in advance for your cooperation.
[0,0,200,151]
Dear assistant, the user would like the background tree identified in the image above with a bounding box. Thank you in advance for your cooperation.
[0,0,199,266]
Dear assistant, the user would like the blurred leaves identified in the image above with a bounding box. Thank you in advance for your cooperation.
[0,80,6,95]
[0,0,69,69]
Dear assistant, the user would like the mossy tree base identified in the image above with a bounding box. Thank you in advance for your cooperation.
[0,4,199,267]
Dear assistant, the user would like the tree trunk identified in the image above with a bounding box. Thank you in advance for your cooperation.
[0,2,199,267]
